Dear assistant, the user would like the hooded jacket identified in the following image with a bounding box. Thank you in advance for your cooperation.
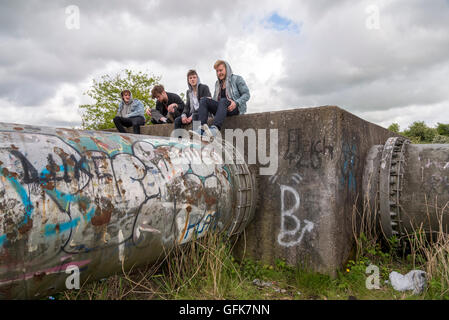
[212,61,250,114]
[117,90,145,118]
[182,75,211,118]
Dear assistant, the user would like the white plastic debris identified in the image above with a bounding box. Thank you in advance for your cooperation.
[253,279,288,294]
[252,279,273,287]
[389,270,427,294]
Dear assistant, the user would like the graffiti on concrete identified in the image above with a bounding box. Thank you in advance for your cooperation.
[0,125,233,278]
[271,174,314,247]
[283,129,334,170]
[419,158,449,195]
[422,159,449,170]
[340,142,359,193]
[423,175,449,195]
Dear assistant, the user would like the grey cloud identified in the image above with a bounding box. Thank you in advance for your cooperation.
[63,95,76,106]
[0,0,246,106]
[1,0,448,129]
[45,119,81,129]
[275,1,449,113]
[0,77,54,106]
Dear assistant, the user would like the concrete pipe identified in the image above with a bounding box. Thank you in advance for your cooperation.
[363,137,449,241]
[0,122,257,299]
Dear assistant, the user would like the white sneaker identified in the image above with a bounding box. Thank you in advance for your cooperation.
[208,125,219,137]
[202,124,221,140]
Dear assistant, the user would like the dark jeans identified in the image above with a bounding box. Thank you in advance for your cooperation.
[113,116,145,134]
[151,114,174,125]
[151,118,165,125]
[174,112,199,129]
[198,97,239,129]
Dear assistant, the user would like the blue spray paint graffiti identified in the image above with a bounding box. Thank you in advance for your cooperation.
[340,142,359,192]
[0,129,231,256]
[183,212,216,241]
[0,165,34,227]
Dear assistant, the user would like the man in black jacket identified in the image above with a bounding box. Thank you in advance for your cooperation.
[147,85,184,124]
[174,70,211,129]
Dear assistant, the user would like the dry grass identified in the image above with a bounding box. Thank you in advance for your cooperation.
[61,231,245,300]
[351,174,449,299]
[352,189,382,261]
[406,196,449,298]
[156,232,244,299]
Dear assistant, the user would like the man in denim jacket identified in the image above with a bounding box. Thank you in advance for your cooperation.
[113,90,146,134]
[197,60,250,136]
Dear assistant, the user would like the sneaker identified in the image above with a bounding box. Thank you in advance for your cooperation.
[204,125,220,138]
[209,125,220,137]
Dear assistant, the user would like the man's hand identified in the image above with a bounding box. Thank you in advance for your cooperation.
[160,117,167,123]
[181,116,193,124]
[167,103,177,113]
[227,100,237,112]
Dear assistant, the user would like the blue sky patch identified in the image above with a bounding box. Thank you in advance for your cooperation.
[263,12,301,34]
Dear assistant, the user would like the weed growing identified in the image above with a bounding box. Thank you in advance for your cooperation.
[58,194,449,300]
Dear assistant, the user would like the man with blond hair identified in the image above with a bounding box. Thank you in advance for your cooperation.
[196,60,250,136]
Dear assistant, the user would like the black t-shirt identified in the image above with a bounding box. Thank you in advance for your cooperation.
[220,86,227,99]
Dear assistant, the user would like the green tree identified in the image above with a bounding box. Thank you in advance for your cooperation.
[79,69,160,130]
[432,134,449,144]
[403,121,437,143]
[436,123,449,136]
[387,123,400,133]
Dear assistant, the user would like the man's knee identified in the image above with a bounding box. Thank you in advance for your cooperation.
[113,116,121,123]
[131,119,143,133]
[199,97,209,105]
[200,97,216,110]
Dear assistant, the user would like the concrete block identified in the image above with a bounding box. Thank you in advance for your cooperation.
[109,106,398,275]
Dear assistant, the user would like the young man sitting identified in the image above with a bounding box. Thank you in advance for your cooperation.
[113,89,145,134]
[174,69,211,130]
[147,85,184,124]
[196,60,250,136]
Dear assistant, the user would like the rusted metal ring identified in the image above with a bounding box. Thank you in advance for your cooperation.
[378,137,409,239]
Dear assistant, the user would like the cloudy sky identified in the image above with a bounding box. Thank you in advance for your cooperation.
[1,0,448,130]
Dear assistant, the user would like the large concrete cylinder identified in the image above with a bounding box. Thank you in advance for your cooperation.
[363,137,449,240]
[0,122,257,299]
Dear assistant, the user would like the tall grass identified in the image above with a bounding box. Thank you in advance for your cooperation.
[61,231,247,300]
[352,190,383,261]
[352,183,449,299]
[406,196,449,298]
[154,232,244,299]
